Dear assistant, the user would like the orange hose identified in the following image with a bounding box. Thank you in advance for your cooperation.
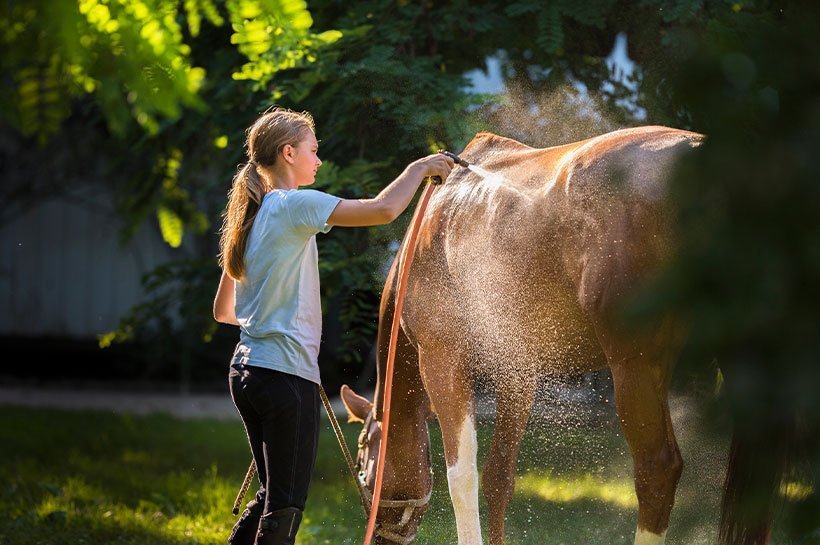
[363,180,438,545]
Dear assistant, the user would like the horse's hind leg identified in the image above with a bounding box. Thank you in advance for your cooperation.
[418,344,482,545]
[609,350,682,545]
[482,376,536,545]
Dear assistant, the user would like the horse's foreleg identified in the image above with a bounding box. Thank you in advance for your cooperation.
[419,346,482,545]
[610,358,682,545]
[482,378,536,545]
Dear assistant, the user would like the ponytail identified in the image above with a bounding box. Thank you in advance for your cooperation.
[218,163,268,280]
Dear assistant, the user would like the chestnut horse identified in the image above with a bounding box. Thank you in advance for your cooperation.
[340,126,763,545]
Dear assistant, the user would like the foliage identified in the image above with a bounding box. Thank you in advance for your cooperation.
[0,0,208,139]
[624,2,820,540]
[0,0,335,140]
[227,0,341,90]
[505,0,614,55]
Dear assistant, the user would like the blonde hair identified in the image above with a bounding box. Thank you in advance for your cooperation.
[218,107,316,280]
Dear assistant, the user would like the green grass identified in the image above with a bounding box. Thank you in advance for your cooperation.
[0,400,808,544]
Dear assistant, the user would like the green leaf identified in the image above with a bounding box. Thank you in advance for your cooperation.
[316,29,342,44]
[157,206,184,248]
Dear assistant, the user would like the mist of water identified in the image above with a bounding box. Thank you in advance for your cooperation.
[474,80,624,149]
[466,164,508,188]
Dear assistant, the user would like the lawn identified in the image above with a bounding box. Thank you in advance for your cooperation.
[0,395,807,544]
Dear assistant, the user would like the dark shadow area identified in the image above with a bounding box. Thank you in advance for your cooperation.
[0,332,236,392]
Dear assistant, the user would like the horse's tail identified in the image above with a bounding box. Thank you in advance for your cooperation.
[718,413,796,545]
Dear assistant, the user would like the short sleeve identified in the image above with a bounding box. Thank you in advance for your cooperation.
[286,189,341,235]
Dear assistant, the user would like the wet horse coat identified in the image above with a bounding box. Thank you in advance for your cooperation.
[342,126,705,545]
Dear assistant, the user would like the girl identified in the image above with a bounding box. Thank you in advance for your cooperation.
[212,106,453,545]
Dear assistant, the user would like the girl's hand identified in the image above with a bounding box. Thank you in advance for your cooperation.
[411,153,455,184]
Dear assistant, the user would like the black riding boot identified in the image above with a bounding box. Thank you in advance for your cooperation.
[228,492,265,545]
[253,507,303,545]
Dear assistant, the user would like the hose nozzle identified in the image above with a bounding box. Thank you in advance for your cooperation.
[428,149,469,185]
[438,149,470,167]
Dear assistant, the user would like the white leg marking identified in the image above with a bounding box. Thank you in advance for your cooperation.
[634,528,666,545]
[446,414,482,545]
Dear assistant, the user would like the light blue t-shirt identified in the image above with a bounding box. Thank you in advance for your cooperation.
[231,188,341,385]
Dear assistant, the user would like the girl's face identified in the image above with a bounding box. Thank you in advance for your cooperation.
[290,132,322,187]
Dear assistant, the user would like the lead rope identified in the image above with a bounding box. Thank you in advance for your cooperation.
[232,459,257,515]
[363,180,438,545]
[318,384,371,516]
[232,383,370,516]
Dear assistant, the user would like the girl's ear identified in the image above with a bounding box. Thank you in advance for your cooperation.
[281,143,296,165]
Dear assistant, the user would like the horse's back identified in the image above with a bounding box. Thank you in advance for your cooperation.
[556,125,703,199]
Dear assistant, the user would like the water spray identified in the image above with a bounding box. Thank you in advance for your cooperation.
[433,149,509,188]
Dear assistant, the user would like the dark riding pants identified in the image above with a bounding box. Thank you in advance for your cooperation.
[228,363,320,541]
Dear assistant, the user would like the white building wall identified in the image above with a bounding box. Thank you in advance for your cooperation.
[0,184,187,339]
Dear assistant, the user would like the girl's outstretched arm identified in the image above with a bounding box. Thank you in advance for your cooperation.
[327,153,453,227]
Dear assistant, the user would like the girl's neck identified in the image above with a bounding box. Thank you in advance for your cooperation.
[261,167,297,191]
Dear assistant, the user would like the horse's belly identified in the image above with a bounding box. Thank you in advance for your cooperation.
[404,260,606,379]
[462,279,605,377]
